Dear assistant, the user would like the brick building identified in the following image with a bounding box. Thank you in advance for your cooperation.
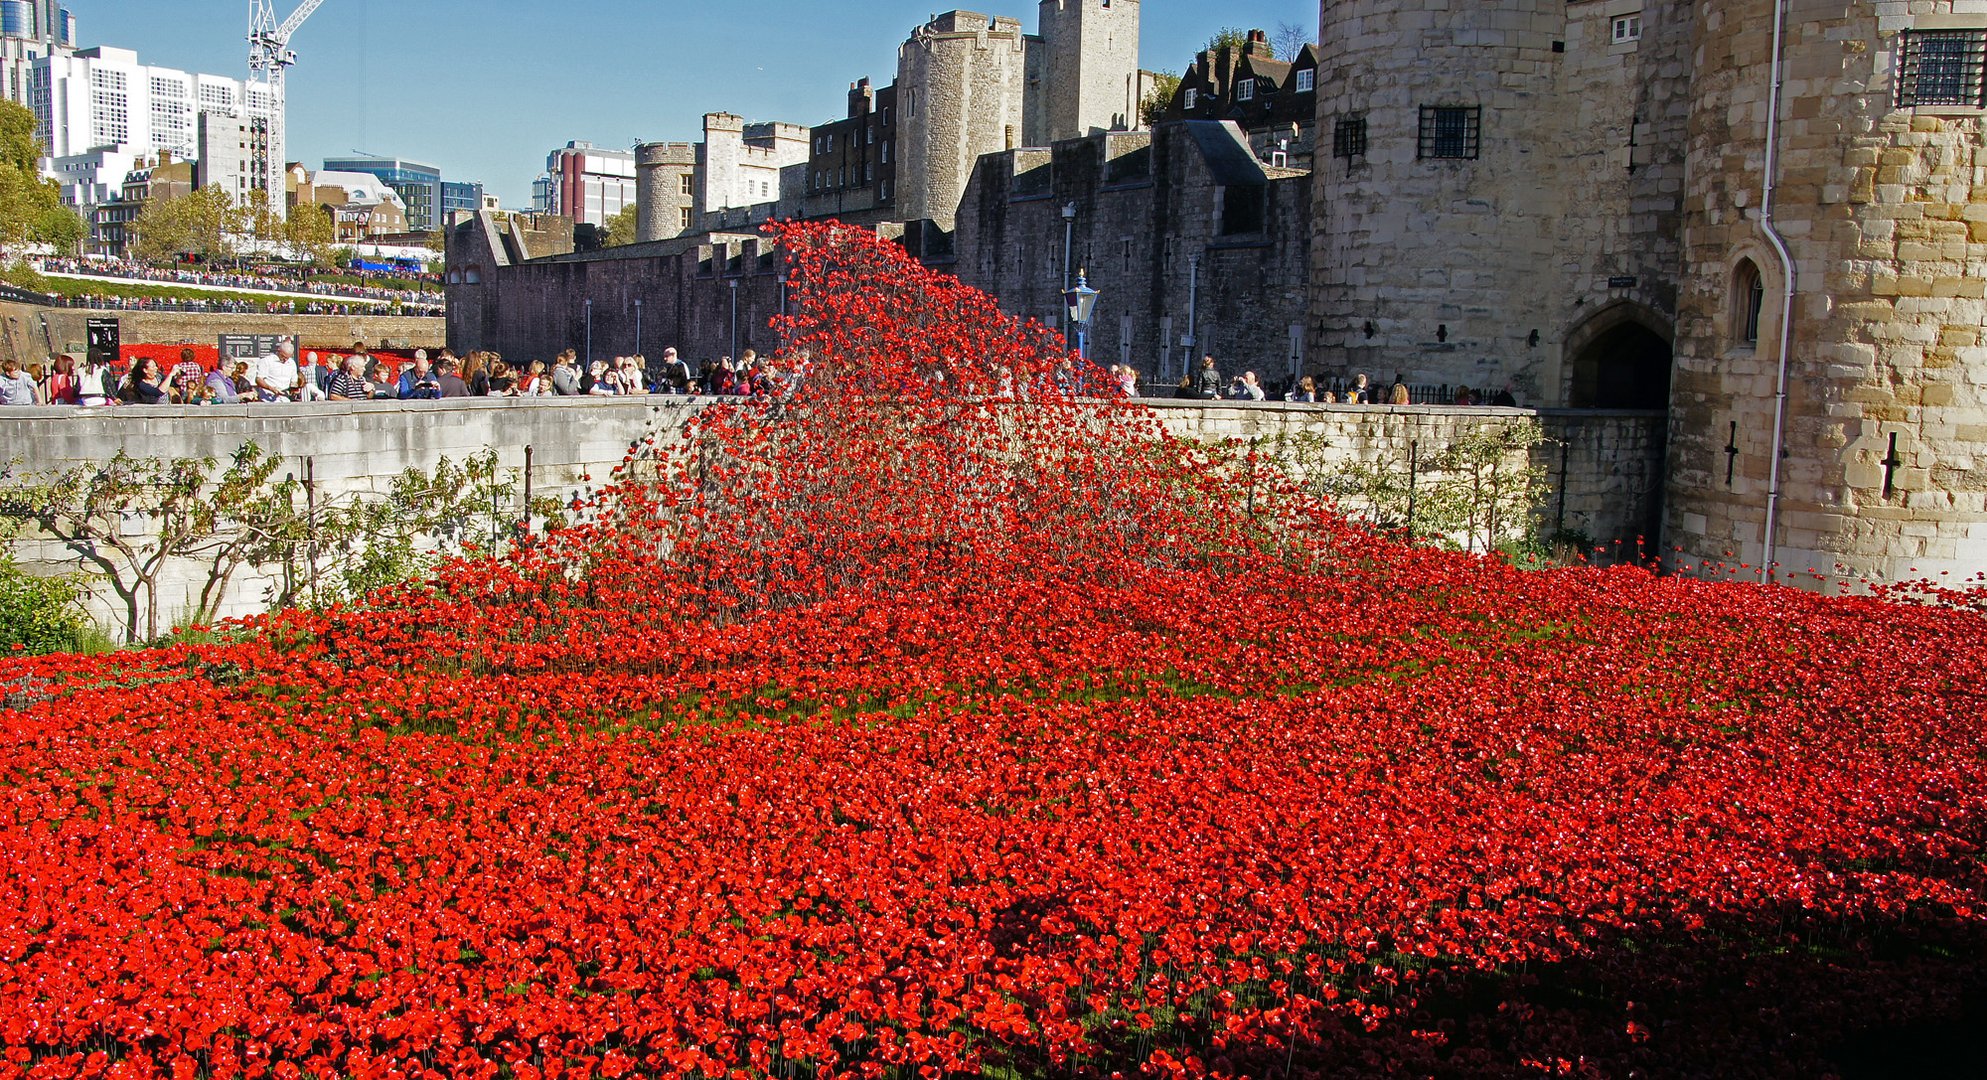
[1165,29,1321,168]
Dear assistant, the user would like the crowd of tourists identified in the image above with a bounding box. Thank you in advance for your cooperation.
[0,340,808,407]
[35,258,442,306]
[0,341,1523,410]
[1183,356,1519,407]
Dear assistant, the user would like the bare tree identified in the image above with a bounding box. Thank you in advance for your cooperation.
[1273,21,1314,64]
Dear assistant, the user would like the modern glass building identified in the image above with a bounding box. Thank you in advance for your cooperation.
[323,156,443,232]
[440,179,484,224]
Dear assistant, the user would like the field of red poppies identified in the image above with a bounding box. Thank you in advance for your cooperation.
[3,224,1986,1079]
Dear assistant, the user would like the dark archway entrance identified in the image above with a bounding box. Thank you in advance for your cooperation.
[1568,322,1673,410]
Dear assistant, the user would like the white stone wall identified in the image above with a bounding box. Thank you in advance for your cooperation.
[3,399,1664,641]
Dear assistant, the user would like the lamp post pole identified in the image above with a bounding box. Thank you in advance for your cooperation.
[583,298,593,367]
[1061,202,1077,352]
[728,278,739,360]
[776,270,789,351]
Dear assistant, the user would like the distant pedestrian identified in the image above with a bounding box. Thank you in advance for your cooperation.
[254,338,300,402]
[550,351,581,396]
[169,346,206,404]
[326,354,373,401]
[1346,372,1372,405]
[120,359,167,405]
[1192,355,1222,400]
[41,353,81,405]
[1285,375,1317,403]
[0,358,38,405]
[396,351,441,400]
[77,354,114,406]
[660,347,691,393]
[434,357,469,398]
[1228,371,1265,401]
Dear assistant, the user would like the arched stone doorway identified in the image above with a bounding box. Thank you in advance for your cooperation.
[1567,318,1673,410]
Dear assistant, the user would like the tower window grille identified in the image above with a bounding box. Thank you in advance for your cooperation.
[1332,116,1367,161]
[1898,29,1987,108]
[1418,106,1479,160]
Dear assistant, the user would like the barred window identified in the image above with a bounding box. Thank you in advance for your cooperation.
[1418,106,1480,160]
[1898,29,1987,108]
[1332,116,1367,160]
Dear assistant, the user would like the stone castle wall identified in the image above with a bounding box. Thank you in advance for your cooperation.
[0,302,444,364]
[1035,0,1143,139]
[953,122,1311,389]
[1311,0,1691,404]
[3,399,1663,641]
[1666,1,1987,586]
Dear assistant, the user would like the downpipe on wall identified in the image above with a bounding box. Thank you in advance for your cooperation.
[1759,0,1798,583]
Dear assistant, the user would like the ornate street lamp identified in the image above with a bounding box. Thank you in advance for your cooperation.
[1063,269,1099,360]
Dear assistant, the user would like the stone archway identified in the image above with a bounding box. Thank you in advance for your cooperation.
[1566,308,1673,410]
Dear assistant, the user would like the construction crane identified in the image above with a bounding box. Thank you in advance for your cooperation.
[246,0,328,219]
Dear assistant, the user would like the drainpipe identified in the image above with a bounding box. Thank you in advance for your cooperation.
[1758,0,1798,583]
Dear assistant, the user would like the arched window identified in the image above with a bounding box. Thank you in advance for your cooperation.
[1733,259,1765,347]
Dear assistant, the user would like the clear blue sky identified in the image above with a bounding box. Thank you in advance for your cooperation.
[67,0,1317,207]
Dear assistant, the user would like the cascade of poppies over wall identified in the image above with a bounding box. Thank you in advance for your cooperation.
[1,223,1984,1079]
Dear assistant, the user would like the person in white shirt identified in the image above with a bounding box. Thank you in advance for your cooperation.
[254,339,301,403]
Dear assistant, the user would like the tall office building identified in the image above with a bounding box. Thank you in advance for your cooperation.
[0,0,72,107]
[319,157,480,233]
[536,141,636,226]
[32,45,253,208]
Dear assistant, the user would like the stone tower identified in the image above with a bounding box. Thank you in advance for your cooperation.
[894,12,1031,228]
[635,141,697,243]
[1032,0,1142,142]
[1665,1,1987,586]
[1311,0,1692,407]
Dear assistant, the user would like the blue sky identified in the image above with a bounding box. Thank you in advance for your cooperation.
[69,1,1317,207]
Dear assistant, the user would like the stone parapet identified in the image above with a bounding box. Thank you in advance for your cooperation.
[2,399,1666,639]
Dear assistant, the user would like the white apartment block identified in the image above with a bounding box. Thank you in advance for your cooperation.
[31,45,255,208]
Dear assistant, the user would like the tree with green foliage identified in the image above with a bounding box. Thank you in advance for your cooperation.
[603,201,643,247]
[0,444,566,647]
[1205,27,1261,56]
[1140,72,1182,127]
[0,445,300,642]
[283,202,337,267]
[0,99,85,256]
[132,187,242,263]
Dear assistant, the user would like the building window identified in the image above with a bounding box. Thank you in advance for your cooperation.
[681,207,693,229]
[1612,14,1642,44]
[1898,29,1987,108]
[1734,259,1765,346]
[1418,106,1481,160]
[680,174,694,196]
[881,141,891,164]
[1296,69,1315,93]
[1332,116,1368,160]
[1184,87,1197,110]
[1237,79,1255,102]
